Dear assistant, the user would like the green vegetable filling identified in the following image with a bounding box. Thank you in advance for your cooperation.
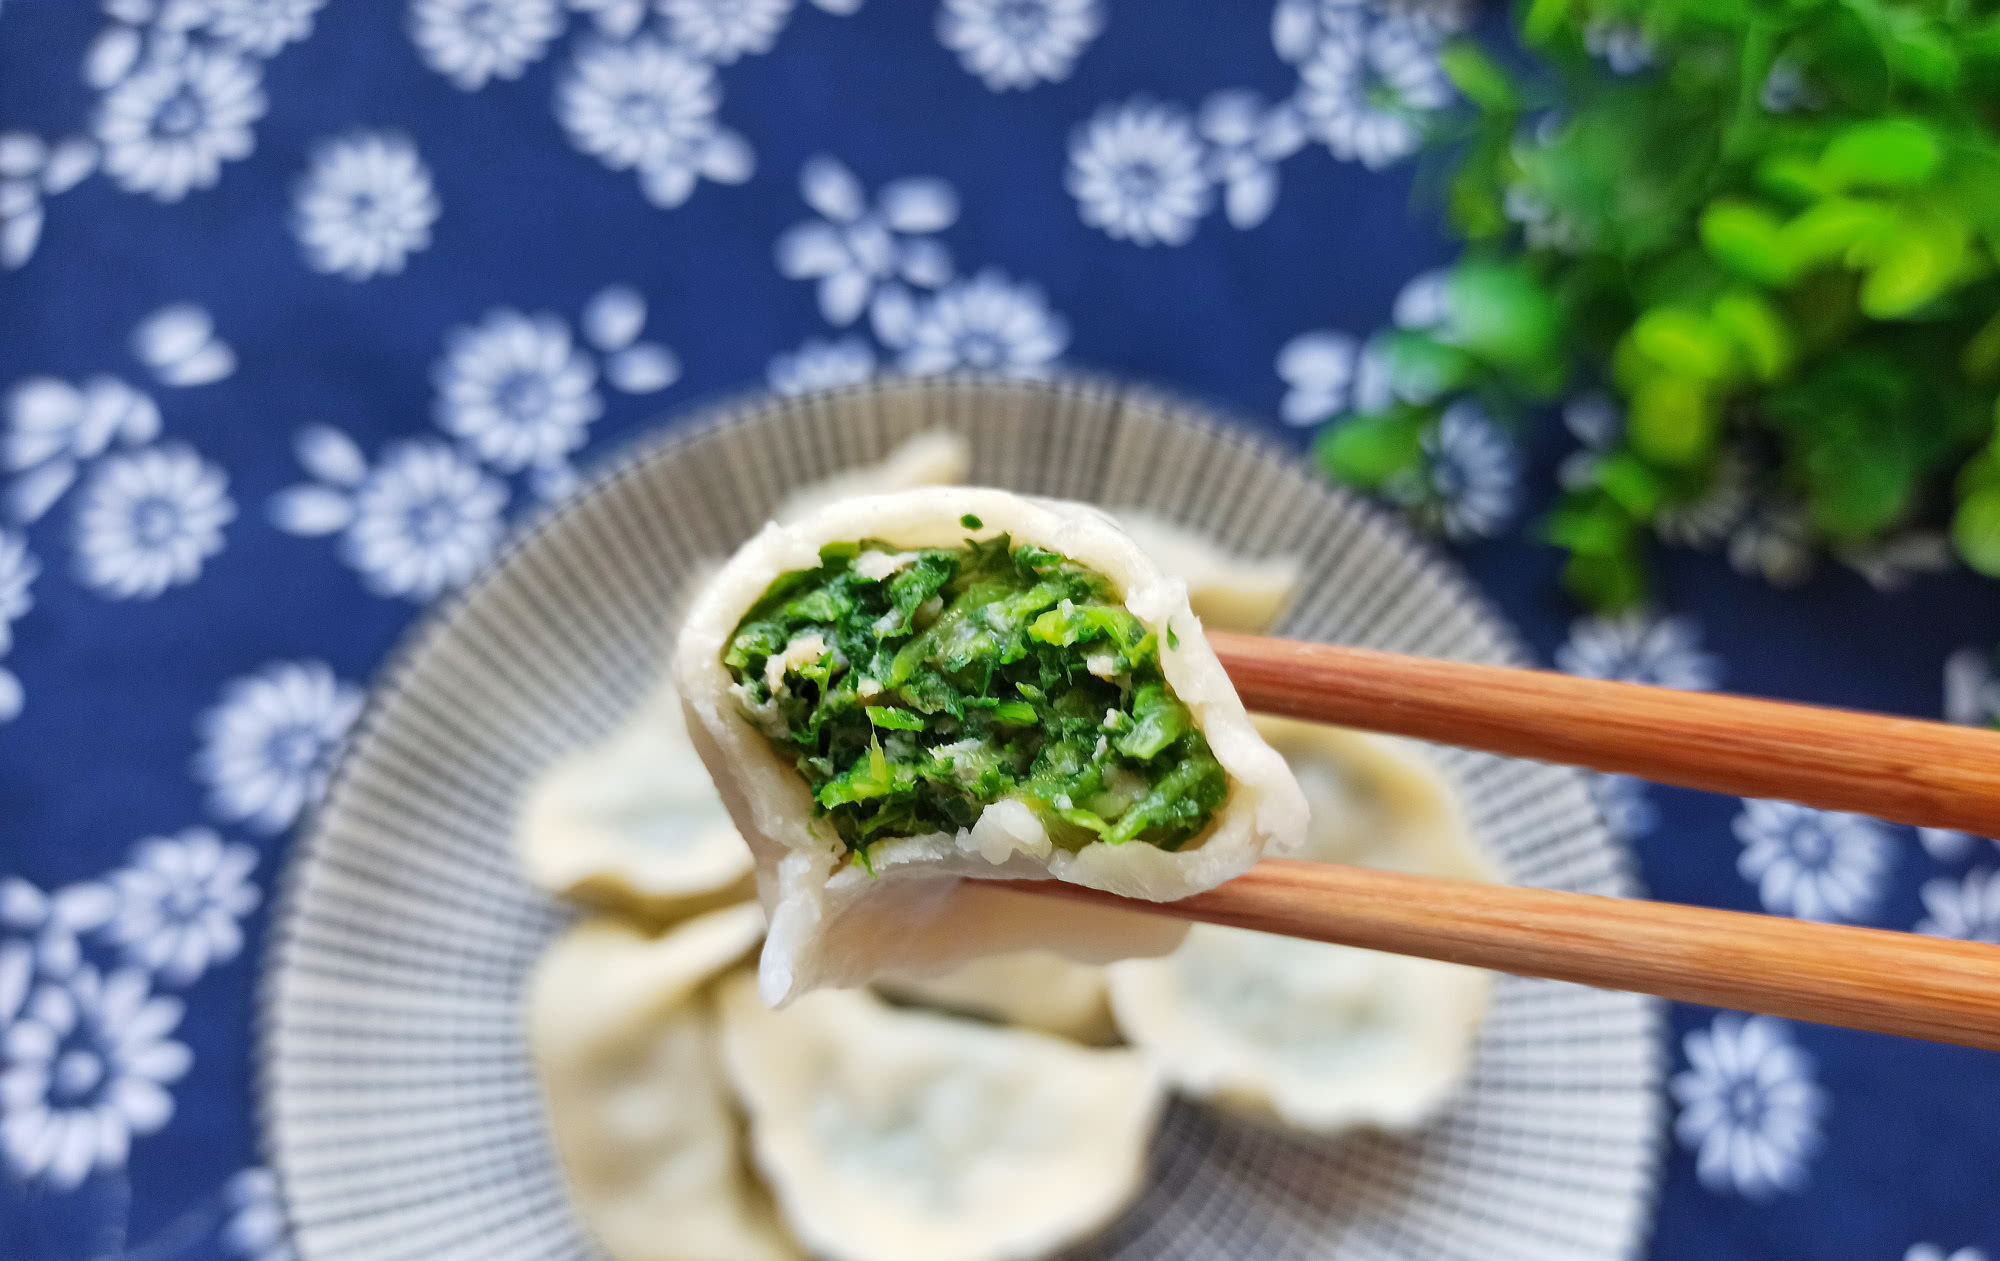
[722,534,1228,859]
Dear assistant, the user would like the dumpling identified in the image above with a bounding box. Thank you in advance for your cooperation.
[1110,511,1302,633]
[774,430,971,524]
[516,673,755,921]
[527,906,800,1261]
[874,945,1117,1044]
[716,971,1163,1261]
[1107,720,1495,1135]
[676,487,1308,1003]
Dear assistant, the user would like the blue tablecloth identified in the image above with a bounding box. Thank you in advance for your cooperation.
[4,2,1999,1258]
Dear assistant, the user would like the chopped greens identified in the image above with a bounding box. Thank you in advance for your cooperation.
[722,534,1228,859]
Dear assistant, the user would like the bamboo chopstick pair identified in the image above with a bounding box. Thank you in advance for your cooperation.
[1020,632,2000,1053]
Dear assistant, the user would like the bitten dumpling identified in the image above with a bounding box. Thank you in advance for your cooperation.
[526,906,801,1261]
[515,674,755,921]
[877,515,1304,1033]
[676,487,1308,1004]
[1107,719,1495,1135]
[716,972,1163,1261]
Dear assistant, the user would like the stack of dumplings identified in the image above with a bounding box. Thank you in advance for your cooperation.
[517,432,1499,1261]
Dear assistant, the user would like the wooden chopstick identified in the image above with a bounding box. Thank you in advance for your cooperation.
[1210,631,2000,836]
[1029,859,2000,1051]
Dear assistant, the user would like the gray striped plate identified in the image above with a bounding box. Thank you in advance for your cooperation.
[259,376,1664,1261]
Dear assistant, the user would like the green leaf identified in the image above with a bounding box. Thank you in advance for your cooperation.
[1519,0,1571,46]
[1627,375,1717,467]
[1700,201,1795,286]
[1377,331,1475,403]
[1756,153,1836,206]
[1445,261,1564,373]
[1629,308,1737,382]
[1595,451,1666,517]
[1953,487,2000,575]
[1313,411,1427,488]
[1545,494,1633,558]
[1439,42,1519,113]
[1819,120,1945,191]
[1563,550,1647,611]
[865,707,926,731]
[1963,312,2000,382]
[1710,292,1795,382]
[1854,210,1969,318]
[1805,443,1912,540]
[1779,198,1899,273]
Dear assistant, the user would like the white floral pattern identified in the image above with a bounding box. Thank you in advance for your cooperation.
[433,310,602,471]
[886,268,1068,377]
[661,0,794,64]
[768,336,876,395]
[210,0,326,56]
[1556,612,1723,690]
[1671,1014,1823,1198]
[7,377,160,524]
[104,830,260,985]
[337,440,506,600]
[0,966,191,1189]
[1296,19,1451,170]
[776,156,956,327]
[410,0,565,91]
[1734,799,1894,924]
[1067,100,1212,246]
[1386,399,1518,540]
[195,660,363,833]
[1199,91,1307,230]
[1275,330,1357,426]
[938,0,1104,91]
[132,304,237,388]
[556,37,753,208]
[1908,1247,1988,1261]
[96,47,267,201]
[0,529,35,721]
[225,1167,299,1261]
[1915,868,2000,943]
[293,132,440,280]
[73,444,234,599]
[0,880,117,979]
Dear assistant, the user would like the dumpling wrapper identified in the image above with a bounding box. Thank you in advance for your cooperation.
[874,948,1117,1044]
[515,674,756,921]
[676,487,1309,1005]
[1110,511,1302,634]
[773,430,971,524]
[527,906,801,1261]
[716,972,1163,1261]
[1108,720,1496,1135]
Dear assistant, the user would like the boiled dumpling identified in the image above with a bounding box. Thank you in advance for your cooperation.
[716,971,1163,1261]
[1255,716,1496,881]
[875,942,1117,1044]
[516,674,755,921]
[677,487,1308,1004]
[527,906,800,1261]
[1107,719,1495,1134]
[774,430,971,524]
[1110,511,1301,634]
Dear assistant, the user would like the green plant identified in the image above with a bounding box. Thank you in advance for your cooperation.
[1314,0,2000,607]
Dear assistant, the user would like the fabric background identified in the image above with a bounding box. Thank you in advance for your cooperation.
[2,1,1999,1257]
